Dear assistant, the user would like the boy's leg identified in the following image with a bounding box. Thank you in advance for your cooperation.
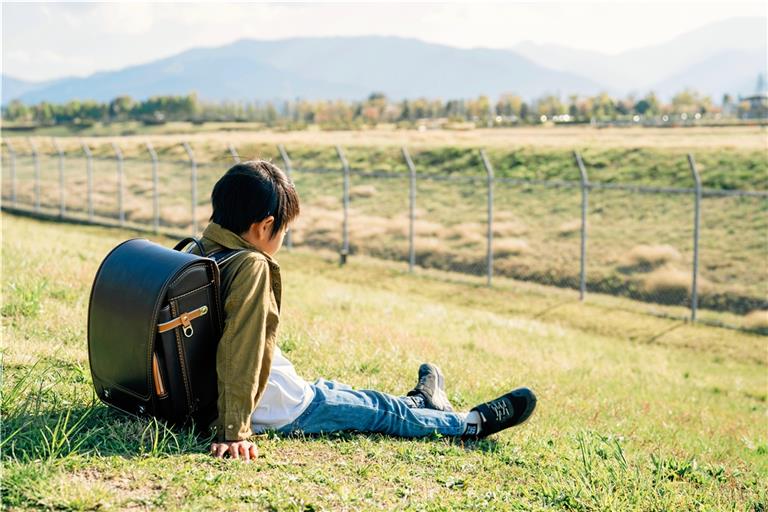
[278,382,466,438]
[313,378,426,410]
[312,378,354,391]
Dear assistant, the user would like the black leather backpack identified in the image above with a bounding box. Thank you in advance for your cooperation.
[87,237,241,428]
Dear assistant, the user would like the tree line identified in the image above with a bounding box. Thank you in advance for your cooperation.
[1,89,759,129]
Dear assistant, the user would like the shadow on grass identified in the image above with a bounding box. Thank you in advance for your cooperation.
[532,299,578,319]
[2,403,497,463]
[272,429,500,453]
[1,404,212,463]
[641,322,685,345]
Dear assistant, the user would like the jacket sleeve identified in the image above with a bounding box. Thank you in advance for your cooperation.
[213,256,274,441]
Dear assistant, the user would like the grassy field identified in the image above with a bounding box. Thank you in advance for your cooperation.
[3,131,766,322]
[2,212,767,510]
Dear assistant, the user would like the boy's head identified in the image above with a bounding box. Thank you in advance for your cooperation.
[210,160,300,254]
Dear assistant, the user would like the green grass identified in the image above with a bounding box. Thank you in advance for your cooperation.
[3,139,766,321]
[2,213,767,510]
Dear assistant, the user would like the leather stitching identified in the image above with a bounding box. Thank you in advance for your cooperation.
[142,264,196,402]
[170,301,193,414]
[170,266,204,289]
[168,281,213,302]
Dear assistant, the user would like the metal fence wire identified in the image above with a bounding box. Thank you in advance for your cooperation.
[2,139,766,332]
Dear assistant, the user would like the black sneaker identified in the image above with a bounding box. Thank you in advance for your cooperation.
[407,363,454,412]
[467,387,537,438]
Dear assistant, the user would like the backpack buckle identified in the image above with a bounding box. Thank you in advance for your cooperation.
[180,313,194,337]
[157,305,208,336]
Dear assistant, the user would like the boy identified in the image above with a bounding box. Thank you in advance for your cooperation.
[198,161,537,461]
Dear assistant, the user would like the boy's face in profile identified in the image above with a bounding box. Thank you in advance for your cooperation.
[242,216,291,256]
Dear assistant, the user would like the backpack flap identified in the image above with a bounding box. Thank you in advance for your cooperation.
[88,238,205,415]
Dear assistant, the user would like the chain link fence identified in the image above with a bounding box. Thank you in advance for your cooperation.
[2,137,766,333]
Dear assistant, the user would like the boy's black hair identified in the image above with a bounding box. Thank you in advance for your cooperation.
[210,160,300,238]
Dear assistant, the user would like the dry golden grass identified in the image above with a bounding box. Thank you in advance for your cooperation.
[557,219,581,236]
[620,244,682,270]
[743,310,768,330]
[493,238,531,256]
[16,125,764,151]
[349,214,392,240]
[310,195,340,211]
[349,184,377,199]
[451,232,485,249]
[642,266,711,300]
[413,219,447,238]
[446,222,484,240]
[414,236,442,251]
[493,220,528,237]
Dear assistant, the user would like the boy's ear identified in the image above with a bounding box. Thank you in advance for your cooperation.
[259,216,275,239]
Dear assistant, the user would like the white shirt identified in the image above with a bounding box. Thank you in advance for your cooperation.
[250,345,315,432]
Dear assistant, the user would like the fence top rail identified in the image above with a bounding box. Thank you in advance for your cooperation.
[288,166,768,197]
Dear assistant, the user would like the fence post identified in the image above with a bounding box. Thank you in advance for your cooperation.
[480,149,494,287]
[228,142,241,163]
[687,154,701,322]
[277,144,293,250]
[574,151,589,301]
[402,146,417,273]
[335,145,350,265]
[5,140,17,206]
[28,138,41,212]
[146,142,160,233]
[111,142,124,226]
[81,141,94,222]
[182,142,198,235]
[52,138,65,218]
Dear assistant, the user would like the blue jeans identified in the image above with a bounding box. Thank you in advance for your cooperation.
[277,378,466,437]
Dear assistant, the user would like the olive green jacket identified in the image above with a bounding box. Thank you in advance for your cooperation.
[196,222,282,441]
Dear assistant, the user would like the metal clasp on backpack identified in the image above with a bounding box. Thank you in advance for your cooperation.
[157,305,208,338]
[180,312,194,338]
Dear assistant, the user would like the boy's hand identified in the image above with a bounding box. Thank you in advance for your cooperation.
[210,440,258,461]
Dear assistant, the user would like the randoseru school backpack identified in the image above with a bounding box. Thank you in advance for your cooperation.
[88,237,242,428]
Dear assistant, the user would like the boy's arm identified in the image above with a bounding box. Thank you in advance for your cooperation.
[213,256,274,442]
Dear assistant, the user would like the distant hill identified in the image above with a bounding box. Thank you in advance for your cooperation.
[2,36,601,104]
[1,75,56,103]
[3,17,765,105]
[512,16,767,99]
[651,49,766,99]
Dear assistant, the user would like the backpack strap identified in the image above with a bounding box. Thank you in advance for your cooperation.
[173,237,245,267]
[209,248,245,267]
[173,237,205,254]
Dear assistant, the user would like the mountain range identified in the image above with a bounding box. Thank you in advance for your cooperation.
[511,16,766,99]
[2,16,765,105]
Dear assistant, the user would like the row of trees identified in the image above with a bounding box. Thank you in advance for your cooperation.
[2,94,199,126]
[1,89,758,128]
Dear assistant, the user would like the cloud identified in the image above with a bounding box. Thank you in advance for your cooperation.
[82,3,156,35]
[2,2,766,81]
[6,49,31,65]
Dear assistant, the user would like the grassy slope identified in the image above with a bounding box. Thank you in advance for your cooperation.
[3,136,767,319]
[2,213,767,511]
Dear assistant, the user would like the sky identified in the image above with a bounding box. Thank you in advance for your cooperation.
[2,1,766,82]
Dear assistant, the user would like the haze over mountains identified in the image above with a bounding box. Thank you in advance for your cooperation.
[511,16,766,99]
[2,16,765,105]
